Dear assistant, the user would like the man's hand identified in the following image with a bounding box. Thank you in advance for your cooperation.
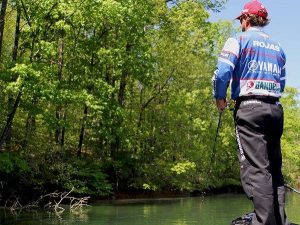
[216,99,227,112]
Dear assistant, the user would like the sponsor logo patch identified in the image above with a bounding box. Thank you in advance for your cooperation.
[253,41,280,52]
[246,81,255,90]
[247,60,282,76]
[248,60,259,72]
[235,127,246,162]
[242,100,262,106]
[254,81,280,93]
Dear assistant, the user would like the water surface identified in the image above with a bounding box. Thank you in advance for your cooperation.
[1,193,299,225]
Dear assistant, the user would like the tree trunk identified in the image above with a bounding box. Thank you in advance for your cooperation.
[5,5,22,149]
[0,0,8,57]
[55,37,64,144]
[55,105,62,144]
[0,91,22,150]
[113,44,131,155]
[118,71,127,107]
[12,5,21,61]
[118,43,131,107]
[22,30,38,149]
[60,109,66,147]
[77,105,88,157]
[23,114,35,147]
[77,47,95,157]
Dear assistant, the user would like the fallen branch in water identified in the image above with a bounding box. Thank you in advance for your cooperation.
[5,197,23,211]
[4,188,90,214]
[70,196,90,211]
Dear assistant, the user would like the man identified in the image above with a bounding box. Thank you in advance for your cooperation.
[212,1,292,225]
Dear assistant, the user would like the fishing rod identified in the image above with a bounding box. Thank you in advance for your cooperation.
[210,111,223,167]
[285,184,300,195]
[210,101,234,168]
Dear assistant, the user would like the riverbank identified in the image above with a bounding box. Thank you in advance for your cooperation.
[90,184,245,204]
[0,184,244,209]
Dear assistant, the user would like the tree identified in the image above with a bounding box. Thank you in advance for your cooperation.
[0,0,8,56]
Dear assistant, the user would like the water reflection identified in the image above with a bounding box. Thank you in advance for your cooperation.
[1,193,299,225]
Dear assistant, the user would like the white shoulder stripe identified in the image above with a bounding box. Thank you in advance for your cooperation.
[222,37,240,56]
[280,77,286,81]
[218,58,235,69]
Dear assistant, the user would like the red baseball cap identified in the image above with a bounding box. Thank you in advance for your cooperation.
[236,0,268,19]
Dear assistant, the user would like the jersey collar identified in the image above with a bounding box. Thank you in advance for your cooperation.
[248,26,264,32]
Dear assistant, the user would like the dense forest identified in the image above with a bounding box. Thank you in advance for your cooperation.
[0,0,299,203]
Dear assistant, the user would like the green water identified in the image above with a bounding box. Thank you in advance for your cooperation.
[1,193,299,225]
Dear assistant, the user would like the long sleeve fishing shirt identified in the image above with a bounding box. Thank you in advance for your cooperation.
[212,27,286,100]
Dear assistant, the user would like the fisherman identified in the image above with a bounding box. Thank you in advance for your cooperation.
[212,1,292,224]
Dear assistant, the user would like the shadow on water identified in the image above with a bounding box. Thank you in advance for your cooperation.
[1,193,299,225]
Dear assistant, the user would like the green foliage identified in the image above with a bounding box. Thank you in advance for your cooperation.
[44,158,112,196]
[280,88,300,186]
[136,160,198,192]
[0,152,29,174]
[0,153,30,201]
[0,152,112,198]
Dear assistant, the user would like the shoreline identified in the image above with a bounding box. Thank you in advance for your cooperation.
[0,184,244,208]
[91,184,244,203]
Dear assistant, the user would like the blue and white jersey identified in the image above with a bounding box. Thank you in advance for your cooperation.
[212,27,286,100]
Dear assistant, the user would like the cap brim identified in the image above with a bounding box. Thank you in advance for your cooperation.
[235,13,243,20]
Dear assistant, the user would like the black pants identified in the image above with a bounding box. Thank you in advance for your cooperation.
[234,97,290,225]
